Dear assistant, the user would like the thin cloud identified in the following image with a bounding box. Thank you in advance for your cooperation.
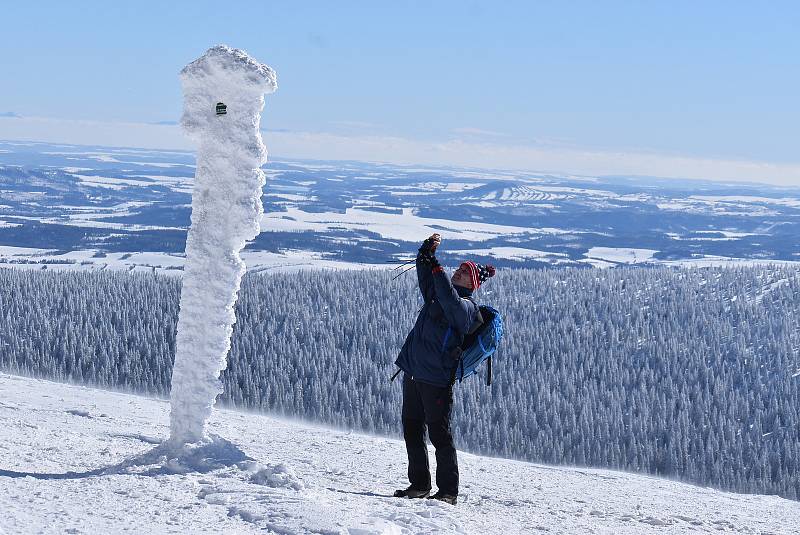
[452,127,509,138]
[261,128,295,133]
[0,115,193,151]
[330,120,379,129]
[2,115,800,187]
[265,132,800,187]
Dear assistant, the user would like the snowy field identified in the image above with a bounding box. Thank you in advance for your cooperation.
[0,246,390,275]
[2,244,798,276]
[1,373,798,535]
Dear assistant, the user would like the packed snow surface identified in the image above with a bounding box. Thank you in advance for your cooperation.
[586,247,659,265]
[169,45,277,444]
[1,374,798,534]
[260,206,558,242]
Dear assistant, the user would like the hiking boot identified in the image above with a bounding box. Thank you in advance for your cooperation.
[393,486,431,499]
[430,491,457,505]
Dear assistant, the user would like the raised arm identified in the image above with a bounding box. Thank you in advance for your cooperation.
[416,234,440,302]
[431,266,476,334]
[416,251,435,302]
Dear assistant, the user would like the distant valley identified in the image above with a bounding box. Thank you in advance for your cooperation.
[0,140,798,273]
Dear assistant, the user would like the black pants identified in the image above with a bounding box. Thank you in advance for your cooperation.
[401,374,459,495]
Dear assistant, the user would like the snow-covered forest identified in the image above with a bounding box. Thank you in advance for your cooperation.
[0,265,798,500]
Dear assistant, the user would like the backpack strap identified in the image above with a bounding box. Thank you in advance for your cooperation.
[448,358,460,387]
[390,368,402,382]
[447,354,467,387]
[464,298,484,339]
[486,355,492,386]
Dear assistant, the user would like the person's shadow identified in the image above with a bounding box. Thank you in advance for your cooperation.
[325,487,395,498]
[0,435,249,480]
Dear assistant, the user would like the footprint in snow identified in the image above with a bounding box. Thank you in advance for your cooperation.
[672,515,704,526]
[638,516,674,527]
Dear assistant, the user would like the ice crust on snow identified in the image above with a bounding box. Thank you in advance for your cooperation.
[169,45,277,445]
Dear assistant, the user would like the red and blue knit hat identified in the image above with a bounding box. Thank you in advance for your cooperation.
[460,261,496,289]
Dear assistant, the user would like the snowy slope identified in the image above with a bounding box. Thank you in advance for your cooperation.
[1,373,798,535]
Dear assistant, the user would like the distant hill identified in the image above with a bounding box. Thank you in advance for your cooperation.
[0,140,799,273]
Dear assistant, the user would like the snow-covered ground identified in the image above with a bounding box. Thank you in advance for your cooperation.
[448,247,570,262]
[1,373,797,534]
[0,247,390,275]
[585,247,659,265]
[260,206,543,242]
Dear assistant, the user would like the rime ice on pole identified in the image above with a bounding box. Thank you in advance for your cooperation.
[169,45,277,445]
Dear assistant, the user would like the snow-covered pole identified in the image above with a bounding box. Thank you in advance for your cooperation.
[169,45,277,445]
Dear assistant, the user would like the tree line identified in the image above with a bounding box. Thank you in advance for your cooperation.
[0,264,798,499]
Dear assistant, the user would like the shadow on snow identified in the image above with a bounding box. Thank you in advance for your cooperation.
[0,435,249,480]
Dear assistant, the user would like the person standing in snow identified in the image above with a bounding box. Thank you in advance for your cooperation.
[393,233,496,505]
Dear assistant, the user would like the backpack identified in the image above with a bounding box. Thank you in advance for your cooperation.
[391,301,505,387]
[448,304,504,386]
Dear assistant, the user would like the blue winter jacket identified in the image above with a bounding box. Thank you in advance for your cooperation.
[395,254,479,387]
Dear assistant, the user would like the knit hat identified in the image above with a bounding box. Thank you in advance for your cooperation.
[461,261,496,290]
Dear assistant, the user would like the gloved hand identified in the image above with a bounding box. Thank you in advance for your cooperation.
[419,233,441,254]
[418,233,441,265]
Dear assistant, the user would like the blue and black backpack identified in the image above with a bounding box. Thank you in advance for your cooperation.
[449,303,504,386]
[392,300,505,386]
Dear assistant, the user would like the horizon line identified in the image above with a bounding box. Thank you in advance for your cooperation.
[2,115,800,188]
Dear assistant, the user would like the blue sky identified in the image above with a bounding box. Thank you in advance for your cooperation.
[2,1,799,184]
